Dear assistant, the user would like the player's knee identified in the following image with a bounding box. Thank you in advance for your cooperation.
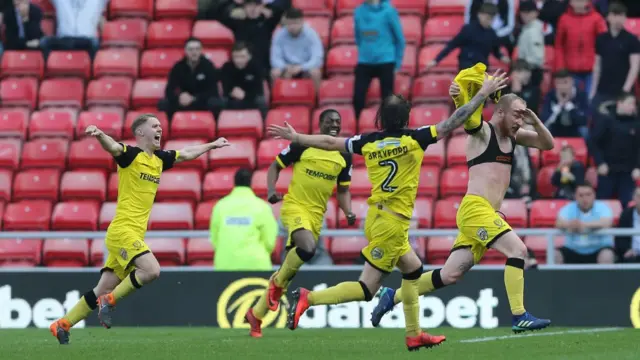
[358,280,375,301]
[147,267,161,282]
[440,268,464,285]
[295,246,316,262]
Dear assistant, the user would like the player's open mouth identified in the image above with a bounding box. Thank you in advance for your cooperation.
[154,134,161,141]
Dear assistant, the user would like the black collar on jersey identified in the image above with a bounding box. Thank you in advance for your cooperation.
[467,122,515,168]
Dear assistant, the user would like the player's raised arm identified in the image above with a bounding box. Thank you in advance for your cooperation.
[175,137,230,163]
[268,122,348,152]
[85,125,124,156]
[514,109,555,150]
[434,70,509,140]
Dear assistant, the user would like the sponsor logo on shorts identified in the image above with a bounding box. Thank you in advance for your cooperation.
[493,219,504,229]
[217,278,288,329]
[370,247,384,260]
[295,217,302,225]
[477,227,488,241]
[133,240,143,250]
[120,248,128,260]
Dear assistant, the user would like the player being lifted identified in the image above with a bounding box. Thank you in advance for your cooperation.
[371,64,554,333]
[49,114,229,344]
[245,109,356,338]
[268,70,508,351]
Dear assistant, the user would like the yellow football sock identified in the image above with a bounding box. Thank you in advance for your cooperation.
[273,248,307,287]
[112,271,143,302]
[393,269,445,305]
[505,258,526,316]
[400,278,421,337]
[63,291,97,326]
[308,281,367,306]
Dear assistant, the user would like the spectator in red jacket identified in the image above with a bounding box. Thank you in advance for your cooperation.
[554,0,607,94]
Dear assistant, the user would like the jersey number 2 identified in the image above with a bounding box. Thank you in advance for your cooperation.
[379,160,398,192]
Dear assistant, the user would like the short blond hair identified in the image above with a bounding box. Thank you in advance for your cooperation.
[496,93,526,111]
[131,113,157,135]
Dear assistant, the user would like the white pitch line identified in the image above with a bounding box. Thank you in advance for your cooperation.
[459,327,624,343]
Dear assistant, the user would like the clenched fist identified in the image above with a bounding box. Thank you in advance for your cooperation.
[85,125,104,137]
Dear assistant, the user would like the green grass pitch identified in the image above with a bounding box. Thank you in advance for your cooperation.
[1,327,638,360]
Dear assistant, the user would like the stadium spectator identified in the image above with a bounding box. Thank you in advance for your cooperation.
[555,182,615,264]
[516,1,545,86]
[541,69,588,137]
[615,187,640,263]
[465,0,517,54]
[506,144,536,202]
[554,0,607,93]
[352,0,405,119]
[426,4,510,73]
[538,0,569,45]
[220,0,281,69]
[158,38,223,120]
[270,8,324,91]
[551,144,585,200]
[220,42,268,118]
[209,168,279,271]
[589,2,640,111]
[589,92,640,207]
[40,0,107,59]
[0,0,44,51]
[509,60,541,112]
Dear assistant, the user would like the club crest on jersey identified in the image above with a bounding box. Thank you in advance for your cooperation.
[370,247,384,260]
[477,227,489,241]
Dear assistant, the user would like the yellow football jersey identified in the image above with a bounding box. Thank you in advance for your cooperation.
[345,126,437,219]
[276,144,352,215]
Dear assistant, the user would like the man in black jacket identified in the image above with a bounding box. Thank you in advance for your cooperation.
[1,0,44,51]
[158,37,224,120]
[615,187,640,263]
[589,92,640,207]
[220,42,268,118]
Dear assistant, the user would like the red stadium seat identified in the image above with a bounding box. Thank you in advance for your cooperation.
[132,79,167,109]
[293,0,332,17]
[603,200,623,224]
[0,77,38,109]
[1,51,45,79]
[265,107,311,134]
[0,170,11,203]
[86,76,134,108]
[446,135,466,167]
[251,168,293,197]
[272,79,316,107]
[318,76,353,106]
[155,0,197,19]
[419,45,459,73]
[257,139,289,168]
[89,239,104,266]
[60,170,107,202]
[202,48,230,68]
[326,45,358,76]
[366,75,412,105]
[76,111,124,140]
[38,78,84,109]
[217,110,263,139]
[209,137,256,168]
[146,238,185,266]
[194,201,216,229]
[401,15,422,45]
[0,139,22,170]
[28,109,75,140]
[400,45,418,76]
[423,140,445,168]
[393,0,428,15]
[0,239,42,267]
[107,173,118,201]
[524,235,565,263]
[140,48,183,78]
[21,138,68,169]
[203,169,237,199]
[312,105,356,136]
[146,20,193,49]
[329,236,367,264]
[349,167,372,196]
[164,139,207,171]
[0,202,4,229]
[101,19,148,49]
[99,202,116,230]
[357,107,377,134]
[428,0,467,15]
[412,74,454,103]
[186,237,213,265]
[500,199,528,228]
[148,202,193,230]
[626,18,640,38]
[440,166,468,198]
[109,0,154,19]
[170,111,216,140]
[529,200,569,228]
[3,200,53,230]
[542,138,588,166]
[93,48,140,78]
[13,169,60,202]
[45,51,91,79]
[433,198,461,228]
[413,197,433,228]
[536,165,556,198]
[305,17,330,47]
[156,170,202,203]
[42,238,90,267]
[427,236,455,264]
[51,201,100,230]
[192,21,235,48]
[125,111,169,139]
[335,0,360,16]
[418,166,440,199]
[68,138,114,170]
[423,15,465,44]
[338,197,369,228]
[409,104,450,127]
[330,17,354,46]
[0,109,29,139]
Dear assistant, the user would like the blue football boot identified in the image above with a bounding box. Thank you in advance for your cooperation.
[512,312,551,334]
[371,287,396,327]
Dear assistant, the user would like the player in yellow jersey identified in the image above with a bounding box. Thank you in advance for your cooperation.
[49,114,229,344]
[267,71,508,351]
[245,109,356,338]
